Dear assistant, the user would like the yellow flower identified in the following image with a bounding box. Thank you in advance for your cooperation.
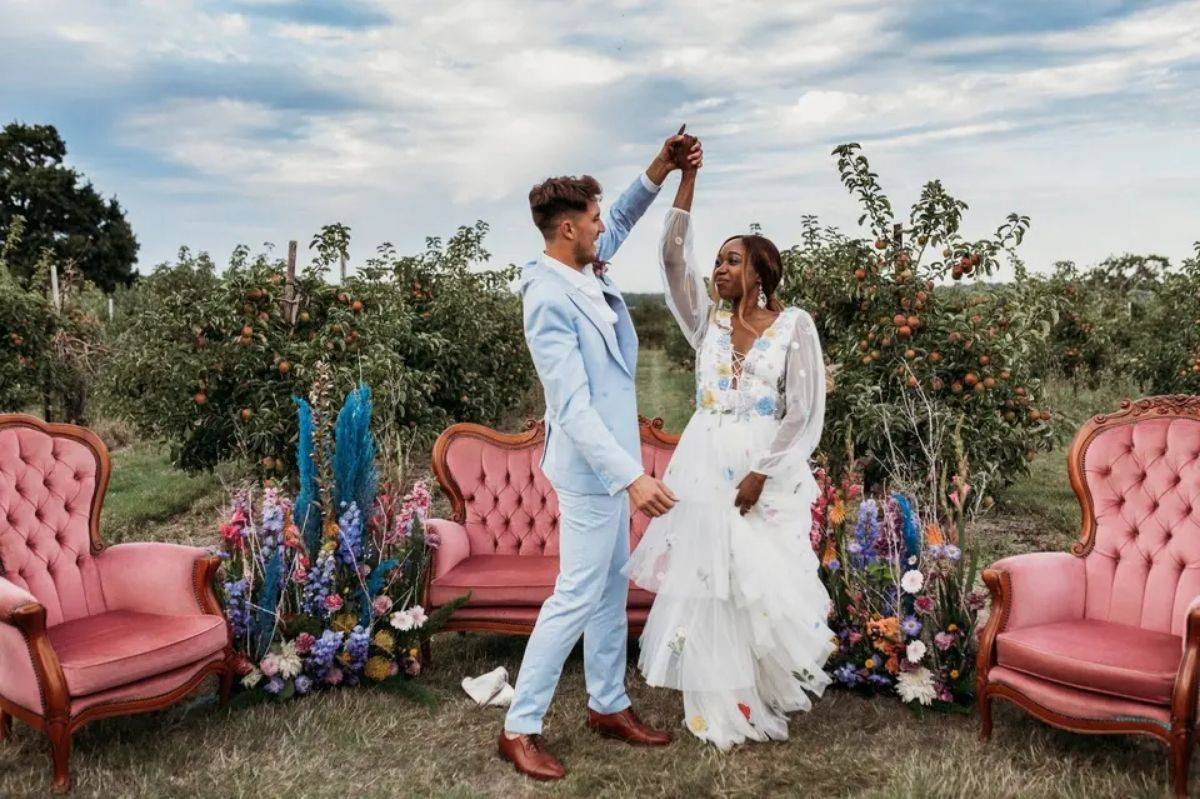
[717,362,732,377]
[688,715,708,733]
[364,656,393,682]
[864,658,876,670]
[701,390,716,409]
[947,624,958,633]
[950,669,960,679]
[373,630,396,651]
[829,501,846,526]
[332,612,358,633]
[409,647,420,659]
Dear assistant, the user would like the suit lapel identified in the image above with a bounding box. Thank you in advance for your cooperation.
[533,260,633,378]
[563,287,633,378]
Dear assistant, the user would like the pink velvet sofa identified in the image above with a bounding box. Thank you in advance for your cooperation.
[0,414,233,793]
[977,395,1200,798]
[421,416,677,647]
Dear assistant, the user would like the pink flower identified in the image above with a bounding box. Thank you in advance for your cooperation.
[389,661,400,677]
[914,595,935,614]
[848,631,863,644]
[324,667,344,686]
[966,590,988,611]
[259,655,280,678]
[325,594,343,612]
[291,567,310,584]
[294,632,316,655]
[372,596,394,616]
[934,631,957,651]
[404,656,421,677]
[408,605,428,628]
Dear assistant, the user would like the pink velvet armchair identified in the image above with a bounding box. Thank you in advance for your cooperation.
[977,395,1200,797]
[421,416,677,654]
[0,414,233,793]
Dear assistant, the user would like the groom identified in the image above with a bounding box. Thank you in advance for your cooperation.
[501,132,701,780]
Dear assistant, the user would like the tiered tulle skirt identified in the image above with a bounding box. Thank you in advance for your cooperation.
[624,410,835,749]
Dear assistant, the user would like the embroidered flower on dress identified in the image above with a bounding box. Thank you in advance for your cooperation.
[738,702,752,721]
[755,396,776,416]
[688,715,708,732]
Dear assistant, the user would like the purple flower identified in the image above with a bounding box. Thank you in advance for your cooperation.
[833,663,860,686]
[826,558,841,572]
[263,676,285,695]
[901,615,922,636]
[295,675,313,695]
[944,545,962,561]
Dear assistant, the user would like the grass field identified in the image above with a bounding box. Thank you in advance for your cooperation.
[0,355,1183,798]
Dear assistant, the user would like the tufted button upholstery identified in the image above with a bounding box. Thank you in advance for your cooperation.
[1084,417,1200,635]
[440,431,675,559]
[0,425,104,627]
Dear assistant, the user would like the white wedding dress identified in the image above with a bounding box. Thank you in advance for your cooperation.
[625,207,835,749]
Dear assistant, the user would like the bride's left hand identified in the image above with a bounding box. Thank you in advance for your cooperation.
[734,472,767,516]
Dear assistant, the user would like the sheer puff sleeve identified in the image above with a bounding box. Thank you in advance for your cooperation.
[660,207,712,349]
[753,309,826,478]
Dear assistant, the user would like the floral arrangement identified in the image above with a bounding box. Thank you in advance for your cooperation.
[217,363,461,700]
[811,458,988,709]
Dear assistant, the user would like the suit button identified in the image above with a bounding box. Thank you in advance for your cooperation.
[674,236,683,245]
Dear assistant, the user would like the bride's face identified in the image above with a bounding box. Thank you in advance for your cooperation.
[712,238,752,302]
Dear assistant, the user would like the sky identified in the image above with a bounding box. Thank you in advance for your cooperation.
[1,0,1197,292]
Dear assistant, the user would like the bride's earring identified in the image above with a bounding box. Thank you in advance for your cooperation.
[756,286,767,309]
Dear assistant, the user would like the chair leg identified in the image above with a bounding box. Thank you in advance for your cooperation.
[978,690,993,741]
[1171,729,1193,799]
[0,709,11,742]
[219,663,234,708]
[48,722,71,795]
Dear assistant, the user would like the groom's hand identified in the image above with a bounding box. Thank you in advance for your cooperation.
[627,474,678,517]
[647,131,700,184]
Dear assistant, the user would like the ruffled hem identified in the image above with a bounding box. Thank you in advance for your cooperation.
[625,411,834,749]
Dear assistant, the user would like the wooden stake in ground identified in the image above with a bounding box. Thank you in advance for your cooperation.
[284,240,297,326]
[49,261,61,312]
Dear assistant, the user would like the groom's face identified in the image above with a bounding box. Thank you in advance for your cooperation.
[564,199,604,266]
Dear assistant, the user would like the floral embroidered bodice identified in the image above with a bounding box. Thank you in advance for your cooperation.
[695,306,802,419]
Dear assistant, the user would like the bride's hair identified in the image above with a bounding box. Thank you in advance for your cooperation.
[717,234,785,332]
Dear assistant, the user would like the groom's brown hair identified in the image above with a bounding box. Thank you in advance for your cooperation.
[529,175,602,238]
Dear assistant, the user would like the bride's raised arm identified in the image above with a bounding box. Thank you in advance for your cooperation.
[659,170,711,350]
[752,310,826,478]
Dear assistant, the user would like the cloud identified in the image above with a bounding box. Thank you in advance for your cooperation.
[0,0,1196,288]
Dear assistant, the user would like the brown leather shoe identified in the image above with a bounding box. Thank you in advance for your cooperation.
[586,707,673,746]
[497,732,566,781]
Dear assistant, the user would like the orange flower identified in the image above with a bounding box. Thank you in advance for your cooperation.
[821,542,838,566]
[885,654,900,674]
[924,522,945,546]
[867,615,901,644]
[829,501,846,526]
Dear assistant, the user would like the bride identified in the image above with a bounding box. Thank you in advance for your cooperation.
[625,147,835,749]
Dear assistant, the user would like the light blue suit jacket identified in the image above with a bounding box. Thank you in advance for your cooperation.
[517,175,660,496]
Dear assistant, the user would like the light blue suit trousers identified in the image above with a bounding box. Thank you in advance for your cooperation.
[505,173,660,734]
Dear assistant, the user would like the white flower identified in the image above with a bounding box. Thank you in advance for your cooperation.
[276,640,302,679]
[906,640,927,663]
[896,667,937,705]
[408,605,428,629]
[390,609,415,631]
[241,667,263,689]
[900,570,925,594]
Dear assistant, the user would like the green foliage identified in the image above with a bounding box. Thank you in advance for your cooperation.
[100,222,533,473]
[779,144,1057,500]
[0,122,138,291]
[1136,243,1200,394]
[0,215,108,421]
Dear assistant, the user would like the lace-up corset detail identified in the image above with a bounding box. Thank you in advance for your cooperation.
[695,307,799,419]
